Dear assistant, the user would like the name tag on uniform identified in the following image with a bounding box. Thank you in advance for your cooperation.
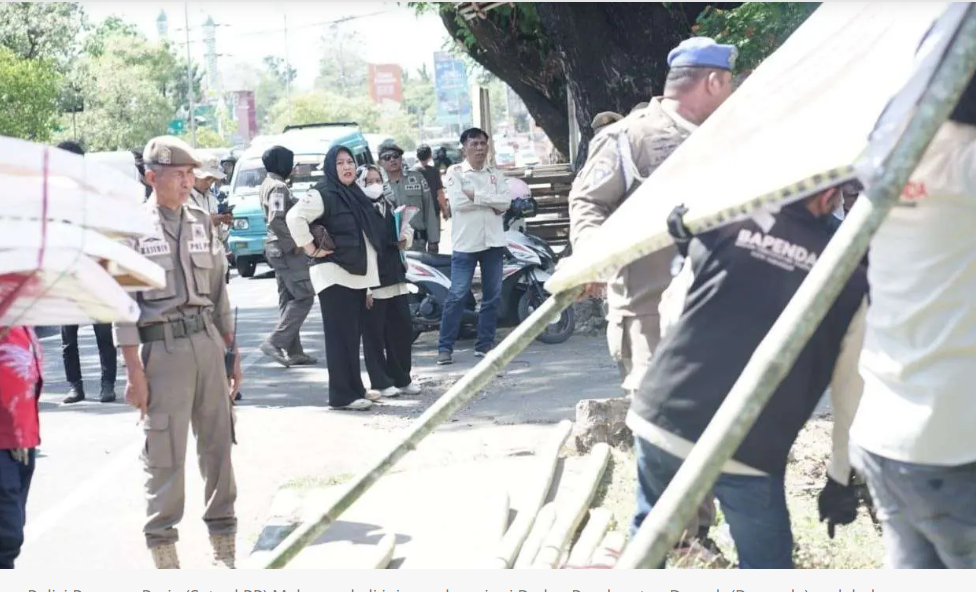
[139,239,172,257]
[405,183,421,192]
[188,240,210,253]
[191,223,207,242]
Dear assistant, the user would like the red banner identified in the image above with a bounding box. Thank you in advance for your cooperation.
[368,64,403,105]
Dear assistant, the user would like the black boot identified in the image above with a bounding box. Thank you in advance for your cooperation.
[63,381,85,404]
[99,381,117,403]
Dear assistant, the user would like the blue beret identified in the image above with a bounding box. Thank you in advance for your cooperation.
[667,37,738,71]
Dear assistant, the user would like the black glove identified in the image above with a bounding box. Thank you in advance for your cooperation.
[666,204,693,258]
[818,472,859,539]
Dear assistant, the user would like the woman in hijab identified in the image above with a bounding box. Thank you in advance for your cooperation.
[357,165,422,399]
[286,146,386,410]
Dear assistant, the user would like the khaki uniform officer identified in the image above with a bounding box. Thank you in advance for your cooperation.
[568,37,738,549]
[258,145,316,368]
[115,136,243,570]
[378,141,441,253]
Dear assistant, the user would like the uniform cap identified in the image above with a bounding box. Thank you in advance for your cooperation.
[143,135,202,167]
[667,36,738,71]
[194,154,226,180]
[378,141,404,158]
[591,111,623,131]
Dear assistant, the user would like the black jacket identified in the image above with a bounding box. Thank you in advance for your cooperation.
[312,189,372,276]
[310,146,385,277]
[631,204,868,476]
[375,201,407,288]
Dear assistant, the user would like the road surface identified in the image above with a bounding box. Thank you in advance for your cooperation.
[19,264,618,569]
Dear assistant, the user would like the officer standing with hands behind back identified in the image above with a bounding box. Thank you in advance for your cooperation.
[378,141,441,253]
[115,136,242,570]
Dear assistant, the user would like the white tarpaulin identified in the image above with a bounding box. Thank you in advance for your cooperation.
[546,2,966,294]
[0,137,166,326]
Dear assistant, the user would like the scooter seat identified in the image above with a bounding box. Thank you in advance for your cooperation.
[405,251,454,270]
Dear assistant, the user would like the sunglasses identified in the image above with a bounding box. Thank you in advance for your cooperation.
[380,154,401,162]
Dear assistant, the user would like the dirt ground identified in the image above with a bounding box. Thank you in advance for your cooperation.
[593,416,885,569]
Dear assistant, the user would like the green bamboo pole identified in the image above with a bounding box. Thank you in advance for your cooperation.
[617,7,976,569]
[259,286,581,569]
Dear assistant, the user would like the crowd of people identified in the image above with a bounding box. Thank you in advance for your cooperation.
[0,123,515,568]
[4,26,973,573]
[568,35,976,570]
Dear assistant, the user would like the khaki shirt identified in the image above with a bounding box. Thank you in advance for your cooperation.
[568,97,692,318]
[115,197,234,347]
[260,173,299,253]
[384,168,440,244]
[189,188,229,250]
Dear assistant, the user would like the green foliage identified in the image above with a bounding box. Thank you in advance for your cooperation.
[402,66,436,123]
[696,2,821,73]
[0,2,86,67]
[270,90,381,133]
[264,56,297,84]
[315,26,367,98]
[83,15,140,58]
[179,126,229,149]
[269,90,418,152]
[409,2,549,56]
[0,46,62,141]
[63,34,176,151]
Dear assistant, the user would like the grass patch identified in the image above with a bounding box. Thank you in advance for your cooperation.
[594,418,884,569]
[281,472,355,491]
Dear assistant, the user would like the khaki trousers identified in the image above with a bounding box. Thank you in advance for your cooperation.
[140,326,237,548]
[607,314,717,538]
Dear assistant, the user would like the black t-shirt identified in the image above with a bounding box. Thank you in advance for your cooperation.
[631,205,868,476]
[412,162,443,215]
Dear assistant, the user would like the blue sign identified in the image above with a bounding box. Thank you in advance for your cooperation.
[433,51,472,128]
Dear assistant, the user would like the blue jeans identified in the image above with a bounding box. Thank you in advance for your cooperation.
[851,444,976,568]
[631,437,793,568]
[0,449,35,569]
[438,247,504,354]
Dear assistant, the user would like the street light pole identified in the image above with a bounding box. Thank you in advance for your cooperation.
[184,3,197,147]
[284,11,293,123]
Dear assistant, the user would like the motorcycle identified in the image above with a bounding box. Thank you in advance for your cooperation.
[405,196,576,345]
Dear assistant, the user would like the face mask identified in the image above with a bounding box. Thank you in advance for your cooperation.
[363,184,384,200]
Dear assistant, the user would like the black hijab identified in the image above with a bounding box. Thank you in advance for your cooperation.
[315,145,384,251]
[262,145,294,178]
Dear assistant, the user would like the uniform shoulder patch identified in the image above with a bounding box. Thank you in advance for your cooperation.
[573,132,623,196]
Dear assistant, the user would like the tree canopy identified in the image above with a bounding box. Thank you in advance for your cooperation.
[415,2,819,165]
[0,47,61,141]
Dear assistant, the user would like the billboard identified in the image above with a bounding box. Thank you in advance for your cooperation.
[433,51,472,128]
[368,64,404,104]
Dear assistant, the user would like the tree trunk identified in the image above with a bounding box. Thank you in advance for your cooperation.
[439,3,740,167]
[535,3,715,167]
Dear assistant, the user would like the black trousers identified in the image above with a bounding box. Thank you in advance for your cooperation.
[363,294,413,390]
[319,284,367,407]
[61,324,117,385]
[0,449,34,569]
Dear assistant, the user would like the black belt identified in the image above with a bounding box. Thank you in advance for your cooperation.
[139,314,209,343]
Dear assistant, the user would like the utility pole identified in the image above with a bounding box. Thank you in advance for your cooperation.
[184,2,197,147]
[284,11,293,122]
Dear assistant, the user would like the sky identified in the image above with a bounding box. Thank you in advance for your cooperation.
[82,2,457,91]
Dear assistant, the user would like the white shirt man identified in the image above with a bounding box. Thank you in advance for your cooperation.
[436,128,512,365]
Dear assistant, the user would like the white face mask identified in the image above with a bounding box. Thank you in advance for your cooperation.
[363,184,384,200]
